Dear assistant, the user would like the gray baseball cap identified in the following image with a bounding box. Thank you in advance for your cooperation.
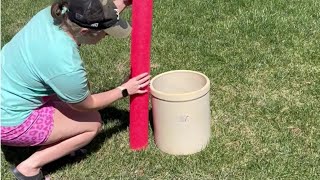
[67,0,131,38]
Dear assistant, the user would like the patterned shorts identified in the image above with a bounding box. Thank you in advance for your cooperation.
[1,101,55,147]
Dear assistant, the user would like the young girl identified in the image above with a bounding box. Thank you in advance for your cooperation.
[1,0,148,179]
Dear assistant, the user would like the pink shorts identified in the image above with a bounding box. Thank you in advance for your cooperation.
[1,101,55,147]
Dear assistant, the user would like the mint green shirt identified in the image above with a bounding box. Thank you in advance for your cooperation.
[1,7,89,126]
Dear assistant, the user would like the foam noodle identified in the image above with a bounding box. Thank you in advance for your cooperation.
[129,0,153,150]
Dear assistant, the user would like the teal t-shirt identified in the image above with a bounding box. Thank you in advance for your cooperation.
[1,7,90,126]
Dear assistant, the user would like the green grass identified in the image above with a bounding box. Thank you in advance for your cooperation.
[1,0,320,179]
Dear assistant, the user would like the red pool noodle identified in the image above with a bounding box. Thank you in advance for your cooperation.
[129,0,153,150]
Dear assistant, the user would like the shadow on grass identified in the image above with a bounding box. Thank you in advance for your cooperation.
[1,106,154,175]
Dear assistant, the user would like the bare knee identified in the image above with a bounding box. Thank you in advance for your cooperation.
[46,107,103,145]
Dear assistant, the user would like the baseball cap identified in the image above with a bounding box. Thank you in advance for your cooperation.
[67,0,131,38]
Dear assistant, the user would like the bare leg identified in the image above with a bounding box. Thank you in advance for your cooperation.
[15,101,102,176]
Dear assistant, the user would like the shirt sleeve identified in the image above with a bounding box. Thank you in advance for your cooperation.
[46,70,90,103]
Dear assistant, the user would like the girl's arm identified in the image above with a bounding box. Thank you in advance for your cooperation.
[68,72,150,111]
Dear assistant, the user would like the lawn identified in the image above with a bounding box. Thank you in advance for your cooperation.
[1,0,320,179]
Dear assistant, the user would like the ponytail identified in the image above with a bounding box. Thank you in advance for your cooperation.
[50,0,83,37]
[51,0,69,25]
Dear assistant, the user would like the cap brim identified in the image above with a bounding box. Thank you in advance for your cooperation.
[104,19,131,38]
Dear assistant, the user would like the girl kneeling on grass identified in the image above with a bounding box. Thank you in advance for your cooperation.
[1,0,148,179]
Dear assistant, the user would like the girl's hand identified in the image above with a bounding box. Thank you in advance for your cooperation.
[121,72,150,95]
